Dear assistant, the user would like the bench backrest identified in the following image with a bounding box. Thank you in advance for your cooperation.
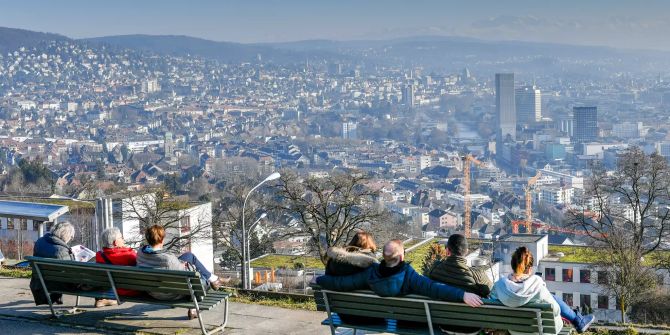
[27,256,207,300]
[315,288,559,334]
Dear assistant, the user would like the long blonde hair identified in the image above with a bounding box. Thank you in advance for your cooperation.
[347,231,377,252]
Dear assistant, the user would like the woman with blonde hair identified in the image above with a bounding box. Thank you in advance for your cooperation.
[325,230,378,276]
[492,247,595,334]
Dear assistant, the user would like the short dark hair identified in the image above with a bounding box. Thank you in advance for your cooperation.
[446,234,468,256]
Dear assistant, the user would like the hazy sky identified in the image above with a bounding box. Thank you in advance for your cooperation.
[2,0,670,50]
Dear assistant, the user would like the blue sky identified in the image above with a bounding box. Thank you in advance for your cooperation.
[1,0,669,50]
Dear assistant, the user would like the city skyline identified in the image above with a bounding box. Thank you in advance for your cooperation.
[2,0,670,51]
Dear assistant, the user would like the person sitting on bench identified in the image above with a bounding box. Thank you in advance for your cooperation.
[94,227,140,308]
[30,221,77,306]
[324,230,382,326]
[428,234,494,335]
[493,246,595,334]
[316,239,483,307]
[137,225,228,319]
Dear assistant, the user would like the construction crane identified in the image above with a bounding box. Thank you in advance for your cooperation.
[511,171,542,234]
[462,154,486,238]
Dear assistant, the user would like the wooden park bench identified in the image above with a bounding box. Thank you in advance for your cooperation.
[312,285,572,335]
[27,256,230,335]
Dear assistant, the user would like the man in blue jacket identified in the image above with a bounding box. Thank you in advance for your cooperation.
[316,239,483,308]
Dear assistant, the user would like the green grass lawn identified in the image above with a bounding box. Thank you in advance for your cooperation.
[0,267,32,278]
[548,245,670,266]
[250,254,325,269]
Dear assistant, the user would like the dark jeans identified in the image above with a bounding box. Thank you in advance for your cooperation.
[552,294,578,323]
[178,252,212,281]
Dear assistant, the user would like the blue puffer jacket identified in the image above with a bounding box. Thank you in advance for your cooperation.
[316,262,465,302]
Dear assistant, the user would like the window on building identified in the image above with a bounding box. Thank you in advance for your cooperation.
[562,293,574,307]
[597,271,609,285]
[658,274,666,286]
[562,268,574,282]
[580,269,591,283]
[20,218,28,231]
[7,218,14,230]
[598,295,609,309]
[33,221,41,231]
[181,216,191,233]
[545,268,556,281]
[580,294,592,310]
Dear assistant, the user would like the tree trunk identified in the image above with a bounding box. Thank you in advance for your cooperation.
[620,299,626,323]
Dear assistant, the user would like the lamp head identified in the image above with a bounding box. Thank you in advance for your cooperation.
[264,172,281,182]
[259,212,268,220]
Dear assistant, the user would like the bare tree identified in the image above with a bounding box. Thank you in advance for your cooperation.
[273,170,390,264]
[569,147,670,321]
[121,186,212,252]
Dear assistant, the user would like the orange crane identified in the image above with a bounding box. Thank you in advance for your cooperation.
[511,171,542,234]
[462,154,486,238]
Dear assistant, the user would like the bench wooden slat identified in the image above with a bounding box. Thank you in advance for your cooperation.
[314,287,571,335]
[28,257,200,278]
[37,273,206,297]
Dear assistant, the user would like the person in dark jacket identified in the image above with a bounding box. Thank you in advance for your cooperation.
[316,239,483,307]
[324,231,380,325]
[428,234,493,297]
[428,235,494,335]
[325,231,378,276]
[29,221,76,306]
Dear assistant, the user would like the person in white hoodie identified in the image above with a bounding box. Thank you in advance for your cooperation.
[492,247,595,334]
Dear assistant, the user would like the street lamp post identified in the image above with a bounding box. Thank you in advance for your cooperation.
[245,212,267,288]
[241,172,280,289]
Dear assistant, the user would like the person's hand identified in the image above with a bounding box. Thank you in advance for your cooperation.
[463,292,483,308]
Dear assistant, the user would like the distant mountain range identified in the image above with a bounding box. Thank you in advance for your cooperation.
[1,26,669,72]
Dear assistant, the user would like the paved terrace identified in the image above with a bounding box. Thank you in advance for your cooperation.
[0,276,363,335]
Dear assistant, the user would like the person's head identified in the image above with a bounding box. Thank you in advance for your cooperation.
[101,227,126,248]
[511,246,535,275]
[51,221,75,244]
[348,231,377,252]
[145,225,166,247]
[382,239,404,267]
[446,234,468,257]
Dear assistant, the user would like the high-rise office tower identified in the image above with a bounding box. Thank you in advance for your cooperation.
[164,131,174,158]
[402,84,415,106]
[516,85,541,124]
[342,121,357,140]
[573,107,598,143]
[496,73,516,142]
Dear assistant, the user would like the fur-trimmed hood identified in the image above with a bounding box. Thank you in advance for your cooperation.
[327,246,378,268]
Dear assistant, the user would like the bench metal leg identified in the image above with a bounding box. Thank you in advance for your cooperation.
[32,263,58,319]
[424,302,435,335]
[202,297,228,335]
[322,291,336,335]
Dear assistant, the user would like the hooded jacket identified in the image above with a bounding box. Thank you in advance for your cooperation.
[492,275,562,335]
[325,246,378,276]
[317,261,465,302]
[30,233,75,305]
[428,255,493,297]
